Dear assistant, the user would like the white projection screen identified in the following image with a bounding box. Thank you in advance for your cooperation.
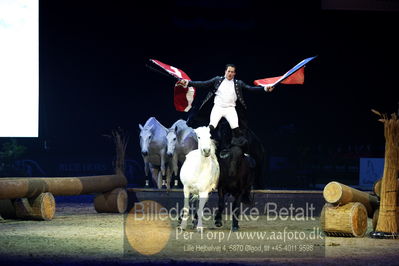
[0,0,39,137]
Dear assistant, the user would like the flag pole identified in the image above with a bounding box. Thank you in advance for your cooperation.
[145,62,180,81]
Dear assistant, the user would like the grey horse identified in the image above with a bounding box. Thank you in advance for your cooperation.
[166,119,198,187]
[139,117,172,189]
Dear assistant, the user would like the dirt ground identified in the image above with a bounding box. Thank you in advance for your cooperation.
[1,201,399,266]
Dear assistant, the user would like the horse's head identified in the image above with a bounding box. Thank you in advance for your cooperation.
[215,119,232,148]
[195,126,214,157]
[139,124,153,156]
[220,145,244,177]
[166,128,177,157]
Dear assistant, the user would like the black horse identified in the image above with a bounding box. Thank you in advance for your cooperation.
[213,119,265,231]
[215,143,254,231]
[213,119,266,189]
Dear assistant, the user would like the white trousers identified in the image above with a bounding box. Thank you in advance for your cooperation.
[209,105,239,129]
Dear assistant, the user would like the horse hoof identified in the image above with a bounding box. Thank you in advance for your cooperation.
[192,220,198,228]
[196,227,204,233]
[177,225,187,231]
[215,221,223,227]
[231,226,239,232]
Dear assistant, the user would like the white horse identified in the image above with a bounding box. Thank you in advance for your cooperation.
[139,117,172,189]
[179,126,220,231]
[166,119,198,186]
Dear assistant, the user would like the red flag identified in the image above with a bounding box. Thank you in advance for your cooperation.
[254,56,316,87]
[254,67,305,86]
[150,59,196,112]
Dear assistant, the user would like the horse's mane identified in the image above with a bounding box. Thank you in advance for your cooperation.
[210,139,217,155]
[170,120,195,143]
[144,117,167,131]
[170,119,186,130]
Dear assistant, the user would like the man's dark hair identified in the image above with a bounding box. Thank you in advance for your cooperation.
[225,64,236,71]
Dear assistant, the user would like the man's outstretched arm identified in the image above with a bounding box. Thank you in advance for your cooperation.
[241,81,274,92]
[177,77,219,89]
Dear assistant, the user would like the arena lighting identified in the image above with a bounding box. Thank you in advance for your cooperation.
[0,0,39,137]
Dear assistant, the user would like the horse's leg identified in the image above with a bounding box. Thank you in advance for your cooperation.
[157,171,163,189]
[142,157,150,187]
[165,167,172,190]
[192,196,199,229]
[172,154,179,177]
[196,191,209,232]
[150,167,160,189]
[160,150,166,176]
[179,186,190,230]
[172,154,179,188]
[159,150,168,189]
[215,189,225,227]
[231,195,242,232]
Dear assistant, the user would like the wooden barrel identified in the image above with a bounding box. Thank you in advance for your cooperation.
[94,188,127,213]
[323,181,378,217]
[320,202,368,237]
[14,192,56,221]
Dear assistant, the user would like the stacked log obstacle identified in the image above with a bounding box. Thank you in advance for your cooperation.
[94,187,128,213]
[370,110,399,238]
[322,181,379,237]
[0,193,56,221]
[0,174,127,199]
[321,202,368,237]
[0,175,128,219]
[0,174,128,219]
[323,181,379,218]
[17,193,56,220]
[0,128,129,220]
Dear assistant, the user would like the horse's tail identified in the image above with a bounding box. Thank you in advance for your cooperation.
[243,127,267,189]
[242,189,254,205]
[242,195,251,205]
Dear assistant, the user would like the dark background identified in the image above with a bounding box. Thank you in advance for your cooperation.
[2,0,399,188]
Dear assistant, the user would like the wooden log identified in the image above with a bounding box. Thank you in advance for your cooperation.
[0,174,127,200]
[14,193,56,221]
[94,188,128,213]
[373,178,382,198]
[323,181,379,217]
[320,202,368,237]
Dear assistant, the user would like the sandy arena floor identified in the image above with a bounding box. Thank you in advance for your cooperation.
[1,201,399,265]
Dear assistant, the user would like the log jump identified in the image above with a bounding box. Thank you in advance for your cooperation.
[323,181,379,218]
[0,174,128,220]
[0,129,130,220]
[0,174,127,199]
[322,181,379,237]
[321,202,368,237]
